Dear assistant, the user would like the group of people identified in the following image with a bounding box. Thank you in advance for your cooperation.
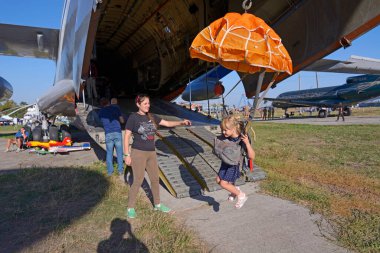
[99,94,255,219]
[261,107,275,120]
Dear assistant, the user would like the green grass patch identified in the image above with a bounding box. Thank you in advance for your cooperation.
[253,122,380,253]
[0,163,206,252]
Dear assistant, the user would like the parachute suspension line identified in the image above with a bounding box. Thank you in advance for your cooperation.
[222,73,248,117]
[242,0,253,13]
[188,74,192,111]
[251,70,265,119]
[205,63,211,117]
[255,72,279,111]
[250,71,279,119]
[224,74,248,98]
[213,63,226,117]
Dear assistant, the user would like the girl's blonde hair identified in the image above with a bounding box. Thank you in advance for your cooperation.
[220,115,244,135]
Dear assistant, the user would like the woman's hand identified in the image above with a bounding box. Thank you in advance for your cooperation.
[182,119,192,126]
[124,156,132,166]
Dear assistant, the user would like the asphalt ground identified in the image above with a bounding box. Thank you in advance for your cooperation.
[0,131,103,173]
[0,129,351,252]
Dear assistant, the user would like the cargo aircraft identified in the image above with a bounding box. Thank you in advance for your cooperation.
[1,0,380,197]
[1,0,380,116]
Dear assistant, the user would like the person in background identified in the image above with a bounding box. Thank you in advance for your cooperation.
[336,103,345,121]
[124,94,191,219]
[98,98,125,176]
[4,127,29,152]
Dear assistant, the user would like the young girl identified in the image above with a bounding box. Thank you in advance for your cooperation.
[215,115,255,209]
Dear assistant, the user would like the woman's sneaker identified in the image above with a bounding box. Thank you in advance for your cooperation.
[154,203,172,213]
[228,187,240,202]
[127,208,136,219]
[235,192,248,209]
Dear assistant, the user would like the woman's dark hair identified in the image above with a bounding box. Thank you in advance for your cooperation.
[135,94,149,105]
[135,94,157,129]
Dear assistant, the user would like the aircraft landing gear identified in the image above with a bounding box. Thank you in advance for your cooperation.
[343,107,351,116]
[318,109,327,118]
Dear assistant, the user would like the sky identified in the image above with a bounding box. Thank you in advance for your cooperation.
[1,1,380,106]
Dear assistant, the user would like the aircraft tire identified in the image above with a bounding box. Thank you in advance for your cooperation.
[49,126,59,141]
[343,107,351,116]
[60,124,70,133]
[32,126,43,142]
[61,130,71,140]
[318,110,327,118]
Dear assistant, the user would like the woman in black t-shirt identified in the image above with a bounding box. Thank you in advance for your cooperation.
[124,94,191,219]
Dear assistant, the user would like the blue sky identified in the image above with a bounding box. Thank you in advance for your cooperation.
[1,1,380,106]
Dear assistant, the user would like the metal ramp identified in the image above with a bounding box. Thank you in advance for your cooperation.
[155,139,202,198]
[157,129,221,192]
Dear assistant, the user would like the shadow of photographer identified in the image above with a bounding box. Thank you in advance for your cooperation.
[97,218,148,253]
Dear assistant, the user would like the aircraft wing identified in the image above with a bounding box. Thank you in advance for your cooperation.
[0,23,59,60]
[265,97,336,108]
[229,0,380,98]
[303,56,380,75]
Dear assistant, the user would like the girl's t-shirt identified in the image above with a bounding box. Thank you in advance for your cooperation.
[125,112,162,151]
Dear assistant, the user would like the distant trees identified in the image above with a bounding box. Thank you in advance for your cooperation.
[0,100,29,118]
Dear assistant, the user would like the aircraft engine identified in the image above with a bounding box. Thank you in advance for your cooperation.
[181,80,225,101]
[0,76,13,102]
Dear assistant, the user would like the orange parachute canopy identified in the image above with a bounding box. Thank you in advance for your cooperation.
[189,12,293,75]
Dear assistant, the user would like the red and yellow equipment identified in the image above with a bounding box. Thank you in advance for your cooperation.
[26,137,72,149]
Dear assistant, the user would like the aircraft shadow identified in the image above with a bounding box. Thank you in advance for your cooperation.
[0,167,109,252]
[97,218,148,253]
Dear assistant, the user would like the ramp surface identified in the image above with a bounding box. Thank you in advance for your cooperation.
[155,138,202,198]
[157,129,221,192]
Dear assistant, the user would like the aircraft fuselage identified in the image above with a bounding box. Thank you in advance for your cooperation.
[272,75,380,109]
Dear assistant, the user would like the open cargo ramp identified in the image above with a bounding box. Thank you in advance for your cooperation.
[157,129,222,193]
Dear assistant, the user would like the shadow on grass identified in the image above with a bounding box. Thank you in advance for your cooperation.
[97,218,148,253]
[0,167,109,252]
[0,132,14,138]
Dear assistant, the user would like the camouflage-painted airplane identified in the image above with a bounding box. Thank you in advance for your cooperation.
[265,56,380,117]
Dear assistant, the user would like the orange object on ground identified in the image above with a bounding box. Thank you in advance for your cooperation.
[27,137,72,149]
[190,12,293,75]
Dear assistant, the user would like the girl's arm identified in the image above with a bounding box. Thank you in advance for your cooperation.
[241,134,255,160]
[159,119,191,127]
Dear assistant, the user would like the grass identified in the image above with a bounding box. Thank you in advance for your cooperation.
[0,162,207,252]
[253,122,380,253]
[0,125,21,138]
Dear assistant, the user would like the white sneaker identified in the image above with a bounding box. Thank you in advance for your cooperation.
[16,148,21,153]
[4,148,9,152]
[235,192,248,209]
[228,186,240,202]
